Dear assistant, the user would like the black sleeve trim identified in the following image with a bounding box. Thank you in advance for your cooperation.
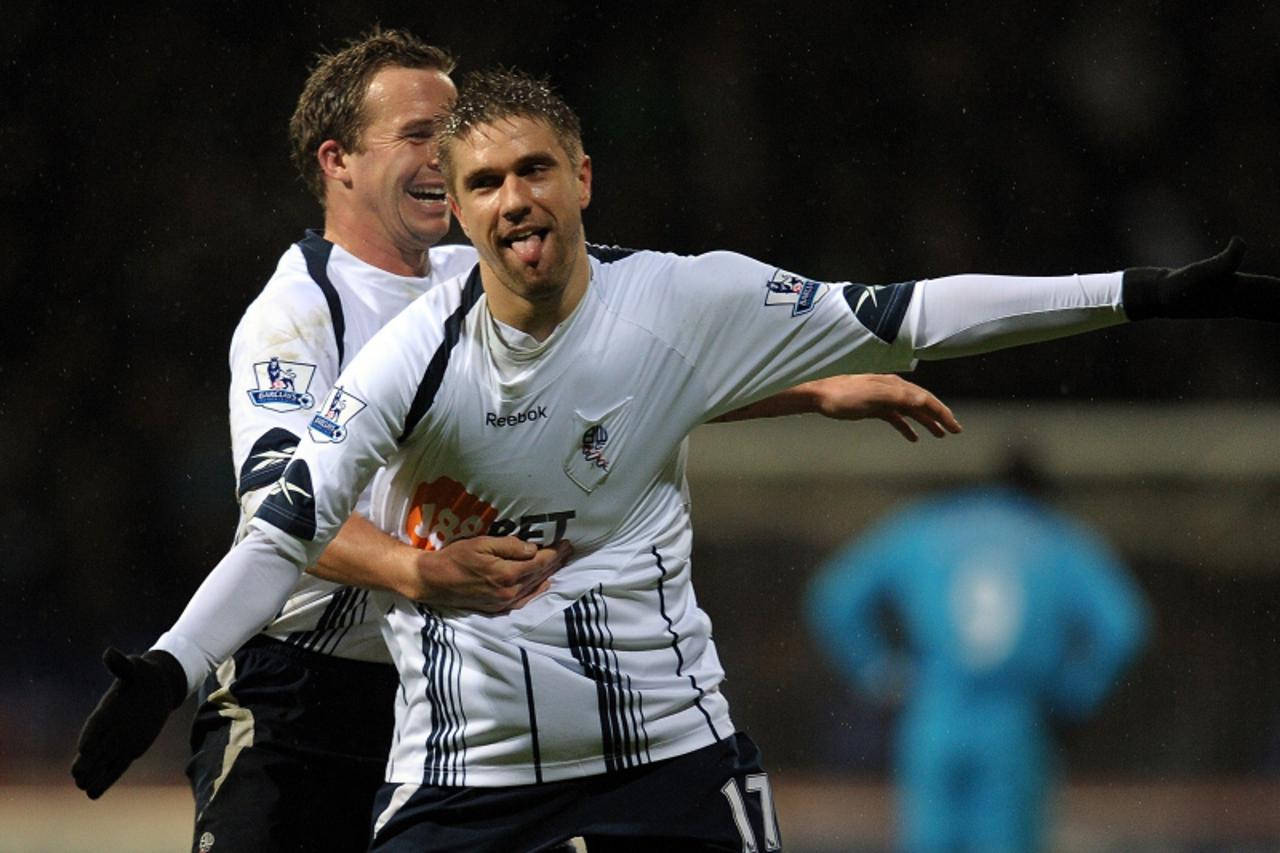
[237,427,301,499]
[841,280,916,344]
[586,243,639,263]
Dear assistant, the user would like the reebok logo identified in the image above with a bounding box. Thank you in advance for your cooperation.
[486,406,548,428]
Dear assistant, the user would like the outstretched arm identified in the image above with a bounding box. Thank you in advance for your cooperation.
[666,238,1278,424]
[72,528,300,798]
[71,524,570,799]
[710,374,962,442]
[906,238,1279,362]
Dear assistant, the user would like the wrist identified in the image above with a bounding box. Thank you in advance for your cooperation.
[141,649,189,708]
[1120,267,1166,321]
[397,547,441,601]
[789,380,828,416]
[151,632,208,696]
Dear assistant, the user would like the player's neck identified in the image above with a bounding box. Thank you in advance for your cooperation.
[322,218,432,278]
[482,254,589,343]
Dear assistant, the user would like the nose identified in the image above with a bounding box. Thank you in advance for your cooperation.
[499,174,532,224]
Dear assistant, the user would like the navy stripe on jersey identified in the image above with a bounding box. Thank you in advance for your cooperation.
[286,586,370,654]
[398,266,485,443]
[586,243,639,263]
[237,427,300,499]
[841,280,916,344]
[654,546,721,741]
[419,607,468,785]
[565,586,650,772]
[298,230,347,368]
[255,458,318,540]
[519,647,544,783]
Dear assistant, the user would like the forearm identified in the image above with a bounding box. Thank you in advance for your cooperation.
[310,515,571,612]
[309,513,418,598]
[709,382,823,422]
[152,527,303,694]
[905,271,1126,359]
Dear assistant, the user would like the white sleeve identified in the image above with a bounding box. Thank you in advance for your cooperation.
[151,339,412,693]
[650,252,1125,419]
[228,287,342,528]
[247,291,447,566]
[152,527,302,693]
[902,271,1126,359]
[652,251,914,420]
[154,292,447,692]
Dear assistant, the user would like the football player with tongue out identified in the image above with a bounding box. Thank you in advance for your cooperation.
[71,29,961,853]
[77,64,1280,851]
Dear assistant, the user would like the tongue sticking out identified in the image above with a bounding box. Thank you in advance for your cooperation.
[510,233,544,266]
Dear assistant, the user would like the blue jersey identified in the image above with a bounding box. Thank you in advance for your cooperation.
[807,487,1149,850]
[809,487,1147,721]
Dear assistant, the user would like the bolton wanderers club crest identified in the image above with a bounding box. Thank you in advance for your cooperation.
[581,424,610,471]
[764,269,829,317]
[308,385,367,443]
[248,357,317,412]
[566,398,630,493]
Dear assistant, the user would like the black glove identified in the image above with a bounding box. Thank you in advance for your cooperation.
[1123,237,1280,321]
[71,647,188,799]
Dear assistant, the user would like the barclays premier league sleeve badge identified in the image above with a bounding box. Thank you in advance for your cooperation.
[309,385,367,443]
[764,269,829,317]
[248,357,317,411]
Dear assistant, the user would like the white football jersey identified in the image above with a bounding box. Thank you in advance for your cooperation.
[228,230,477,661]
[247,246,1125,784]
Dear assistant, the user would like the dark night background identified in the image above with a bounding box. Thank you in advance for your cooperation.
[3,0,1278,828]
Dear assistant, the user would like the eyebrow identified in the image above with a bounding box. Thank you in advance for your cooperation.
[400,117,440,134]
[460,151,559,187]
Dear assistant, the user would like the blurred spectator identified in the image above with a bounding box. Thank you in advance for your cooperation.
[807,450,1149,852]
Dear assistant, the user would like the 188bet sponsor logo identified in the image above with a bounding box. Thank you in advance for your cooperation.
[405,477,573,550]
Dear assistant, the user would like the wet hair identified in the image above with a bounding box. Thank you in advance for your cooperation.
[438,68,583,189]
[289,28,455,202]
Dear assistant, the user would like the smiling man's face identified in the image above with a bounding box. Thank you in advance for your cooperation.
[339,66,458,258]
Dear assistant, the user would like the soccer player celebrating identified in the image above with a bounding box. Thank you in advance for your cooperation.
[75,67,1278,850]
[72,33,960,852]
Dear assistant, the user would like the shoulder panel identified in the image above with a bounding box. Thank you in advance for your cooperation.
[297,230,346,367]
[398,266,487,442]
[586,243,640,264]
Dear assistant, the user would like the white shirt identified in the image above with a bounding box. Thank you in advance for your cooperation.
[226,231,476,661]
[160,245,1125,785]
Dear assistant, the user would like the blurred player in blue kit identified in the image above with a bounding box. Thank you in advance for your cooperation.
[808,452,1150,852]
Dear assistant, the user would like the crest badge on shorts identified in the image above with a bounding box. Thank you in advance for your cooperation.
[247,357,317,412]
[309,385,367,443]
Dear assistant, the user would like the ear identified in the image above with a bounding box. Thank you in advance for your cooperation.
[577,154,592,210]
[317,139,352,186]
[449,193,471,239]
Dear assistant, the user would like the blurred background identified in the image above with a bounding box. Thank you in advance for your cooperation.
[3,1,1278,850]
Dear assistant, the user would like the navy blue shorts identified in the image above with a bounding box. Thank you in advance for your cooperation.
[186,635,399,853]
[370,731,782,852]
